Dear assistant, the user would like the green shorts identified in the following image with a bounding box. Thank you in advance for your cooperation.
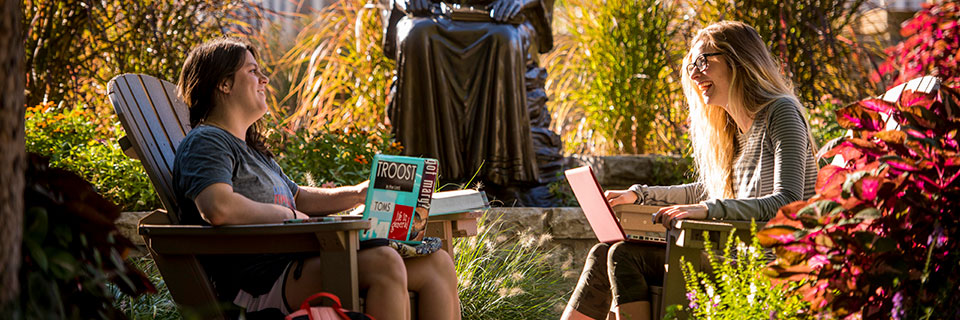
[565,241,666,319]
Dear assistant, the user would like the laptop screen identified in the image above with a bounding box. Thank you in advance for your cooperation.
[564,166,627,243]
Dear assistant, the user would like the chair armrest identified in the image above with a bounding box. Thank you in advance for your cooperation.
[427,211,481,222]
[428,211,481,237]
[140,220,371,236]
[140,215,370,255]
[118,135,139,160]
[668,219,740,249]
[722,219,766,231]
[673,219,736,231]
[668,219,767,249]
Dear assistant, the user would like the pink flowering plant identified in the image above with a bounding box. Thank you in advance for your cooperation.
[874,0,960,89]
[668,223,809,319]
[757,83,960,319]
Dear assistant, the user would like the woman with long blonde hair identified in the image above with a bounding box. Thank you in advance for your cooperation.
[561,21,818,320]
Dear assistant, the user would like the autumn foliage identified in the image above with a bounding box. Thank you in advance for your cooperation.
[875,0,960,89]
[758,81,960,319]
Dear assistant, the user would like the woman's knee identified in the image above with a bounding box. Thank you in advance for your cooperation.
[360,246,407,286]
[587,242,611,261]
[607,242,645,266]
[607,242,664,277]
[606,242,661,304]
[419,249,458,286]
[428,249,455,273]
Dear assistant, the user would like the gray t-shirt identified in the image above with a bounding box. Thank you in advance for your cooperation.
[172,124,302,299]
[174,124,298,225]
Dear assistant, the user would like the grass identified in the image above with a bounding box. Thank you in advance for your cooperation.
[454,212,572,319]
[109,256,179,320]
[112,213,572,319]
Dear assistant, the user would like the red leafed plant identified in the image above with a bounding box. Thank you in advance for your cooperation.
[757,82,960,319]
[874,0,960,89]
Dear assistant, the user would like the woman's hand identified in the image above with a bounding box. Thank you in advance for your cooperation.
[604,189,638,207]
[293,210,310,220]
[654,203,709,228]
[352,180,369,204]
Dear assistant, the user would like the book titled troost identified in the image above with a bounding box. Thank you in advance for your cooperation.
[360,154,439,243]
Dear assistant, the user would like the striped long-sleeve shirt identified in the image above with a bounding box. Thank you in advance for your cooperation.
[629,98,818,221]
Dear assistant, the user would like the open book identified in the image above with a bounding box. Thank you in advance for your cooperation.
[428,189,489,216]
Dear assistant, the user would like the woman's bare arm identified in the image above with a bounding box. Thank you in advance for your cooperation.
[294,181,369,216]
[194,183,308,225]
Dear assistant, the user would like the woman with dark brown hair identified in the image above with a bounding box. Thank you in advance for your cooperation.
[172,37,461,320]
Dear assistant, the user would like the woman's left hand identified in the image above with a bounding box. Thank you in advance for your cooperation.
[352,180,369,204]
[654,203,709,228]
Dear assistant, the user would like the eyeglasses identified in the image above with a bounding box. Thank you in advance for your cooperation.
[686,52,724,74]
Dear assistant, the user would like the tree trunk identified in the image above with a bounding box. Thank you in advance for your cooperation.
[0,0,26,305]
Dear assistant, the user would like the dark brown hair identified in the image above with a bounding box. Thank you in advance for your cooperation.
[177,37,272,157]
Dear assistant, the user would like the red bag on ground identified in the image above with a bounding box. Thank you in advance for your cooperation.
[285,292,376,320]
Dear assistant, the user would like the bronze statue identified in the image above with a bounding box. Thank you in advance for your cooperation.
[383,0,562,206]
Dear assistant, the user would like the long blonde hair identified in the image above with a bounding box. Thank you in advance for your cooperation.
[681,21,808,200]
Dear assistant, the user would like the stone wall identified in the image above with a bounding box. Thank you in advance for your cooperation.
[117,211,149,247]
[564,154,692,190]
[461,207,599,282]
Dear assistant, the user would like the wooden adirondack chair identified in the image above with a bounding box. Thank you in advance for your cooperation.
[613,205,761,320]
[109,72,480,318]
[108,73,370,318]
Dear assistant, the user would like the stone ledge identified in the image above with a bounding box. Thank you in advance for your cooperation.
[116,211,150,247]
[564,154,691,190]
[481,207,594,239]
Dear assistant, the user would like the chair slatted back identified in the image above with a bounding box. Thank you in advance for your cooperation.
[108,73,191,223]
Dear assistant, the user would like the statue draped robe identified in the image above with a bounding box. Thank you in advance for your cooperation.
[385,0,555,187]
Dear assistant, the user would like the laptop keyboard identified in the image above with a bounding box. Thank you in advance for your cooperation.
[627,233,666,242]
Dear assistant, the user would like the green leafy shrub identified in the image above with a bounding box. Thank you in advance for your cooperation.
[272,126,402,187]
[667,224,809,319]
[15,153,156,319]
[25,102,160,212]
[22,0,265,210]
[455,212,570,319]
[758,84,960,318]
[647,155,695,186]
[544,0,882,156]
[875,0,960,89]
[546,0,688,155]
[808,95,847,151]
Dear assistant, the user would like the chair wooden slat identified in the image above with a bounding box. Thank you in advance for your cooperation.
[160,78,192,134]
[138,74,188,151]
[109,75,180,221]
[123,75,178,173]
